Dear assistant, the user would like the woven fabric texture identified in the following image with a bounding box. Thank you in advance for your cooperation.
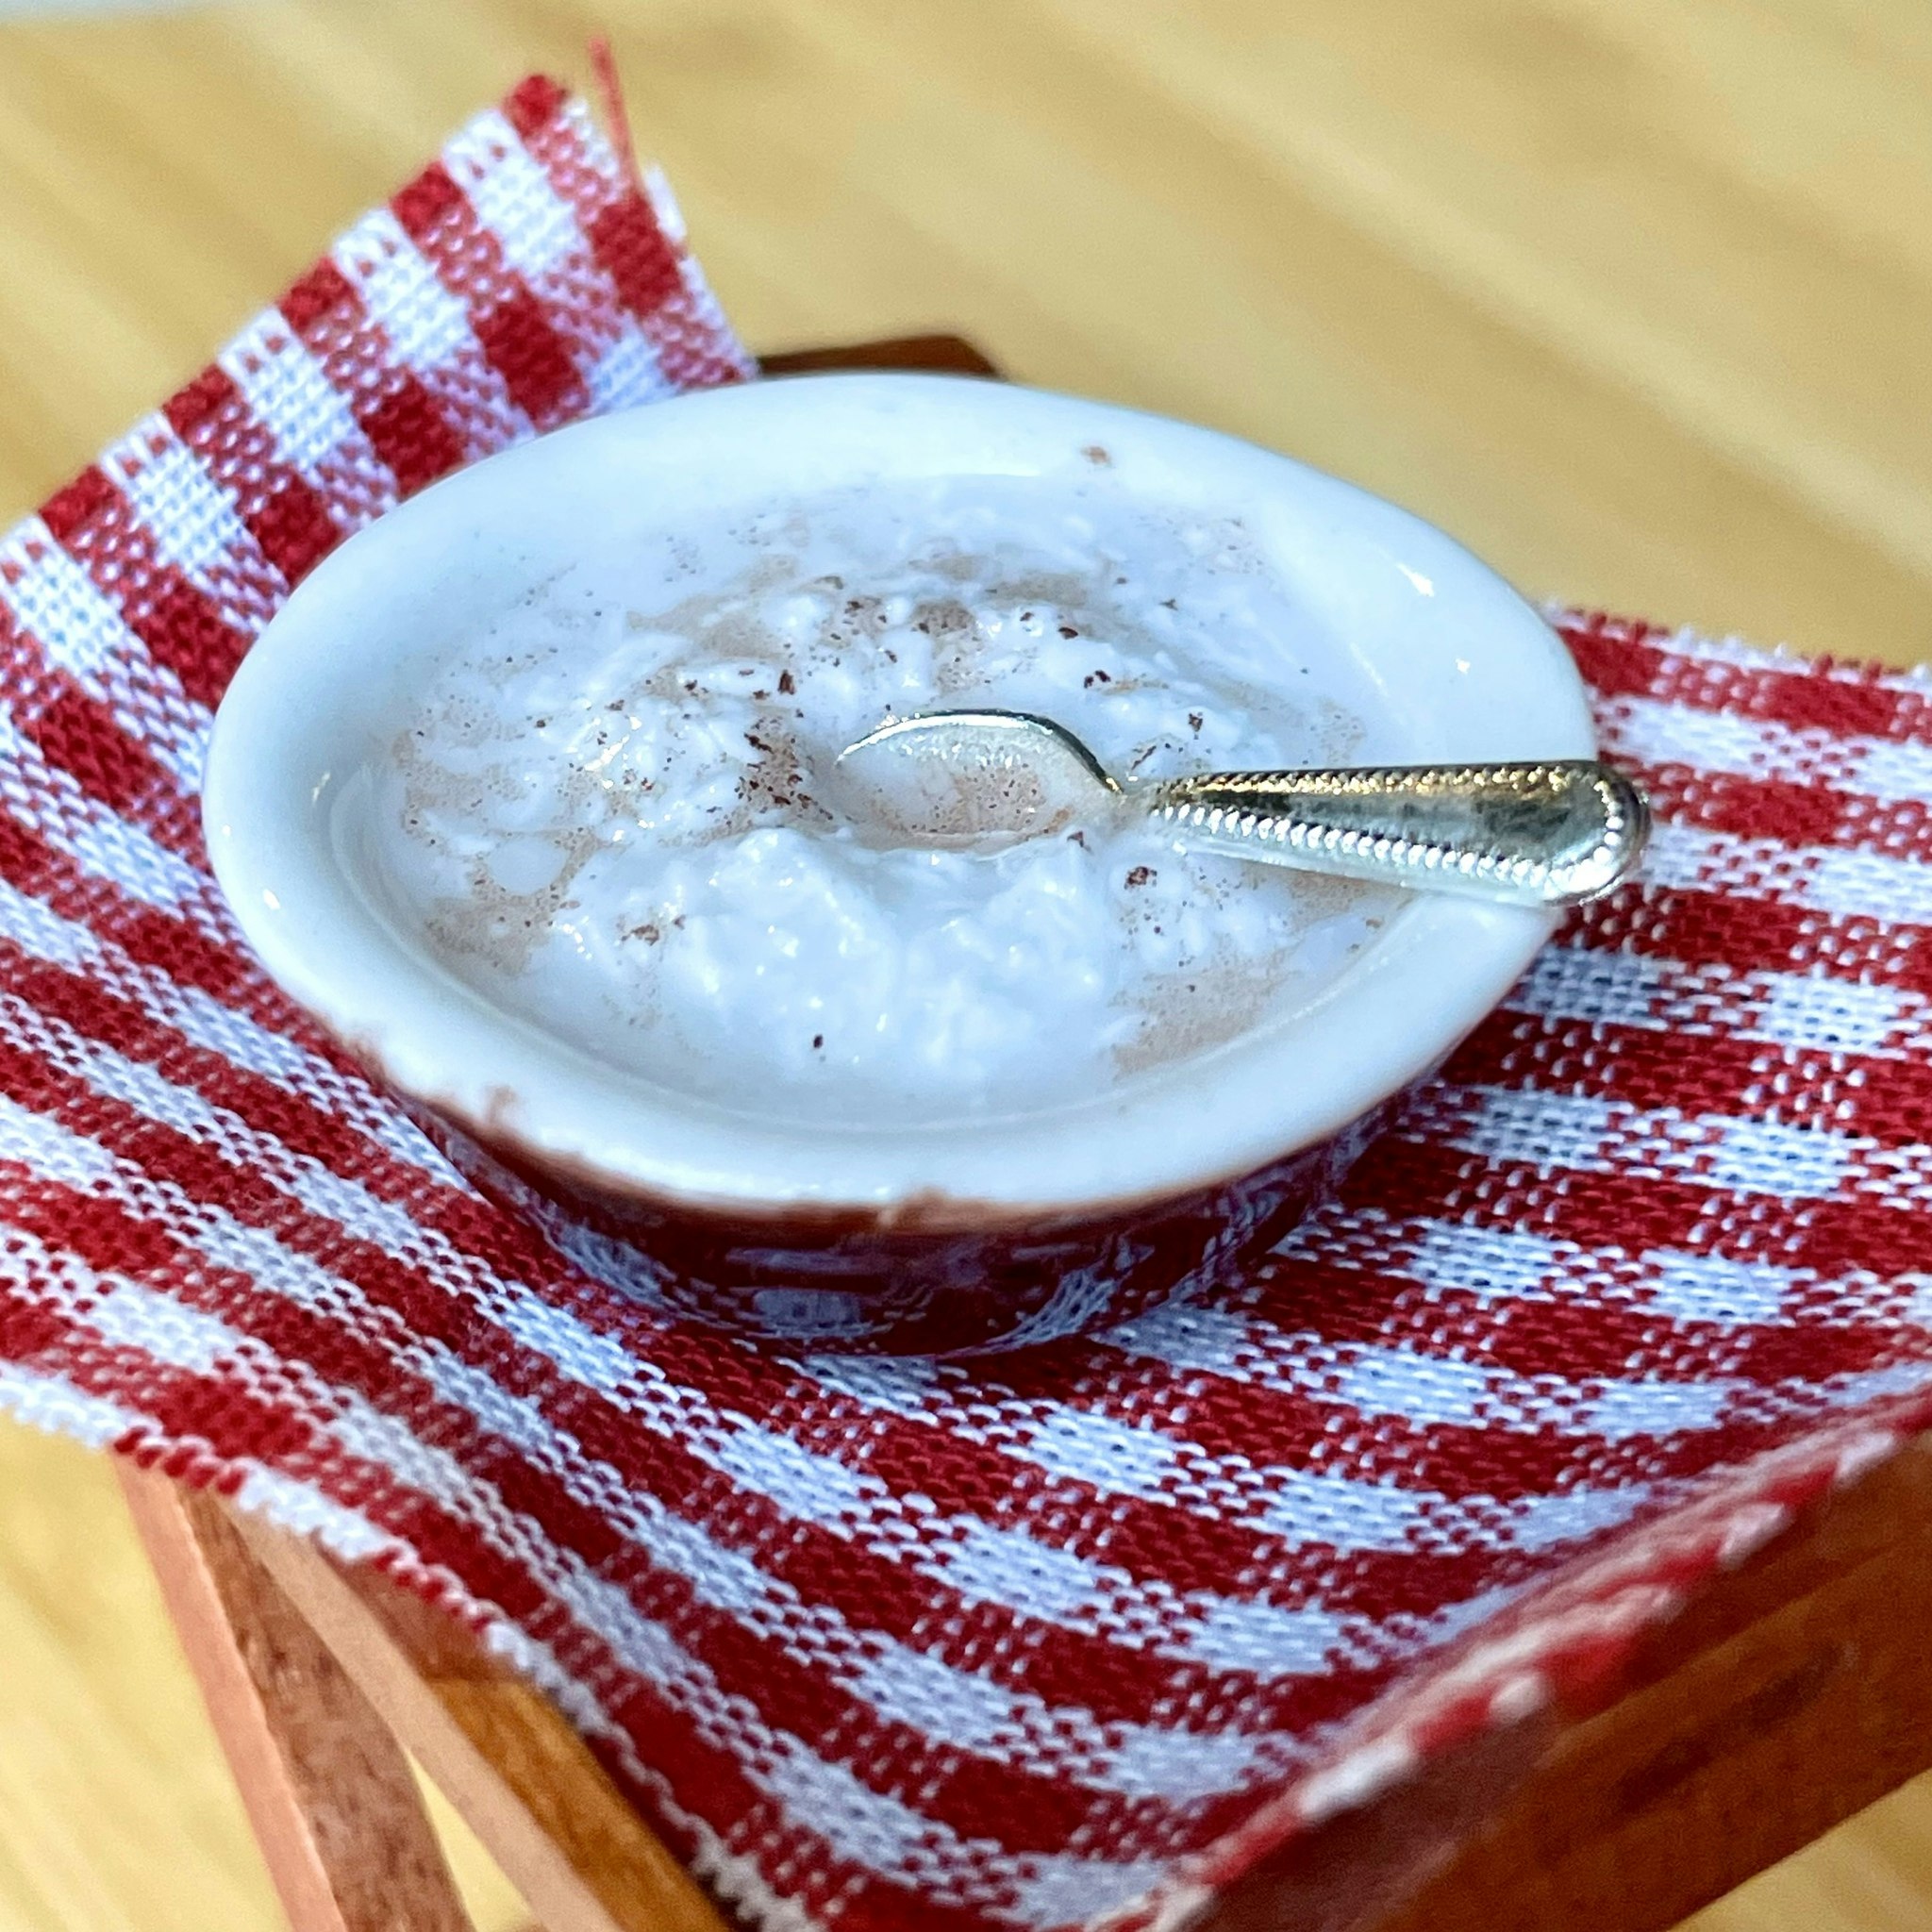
[6,75,1932,1932]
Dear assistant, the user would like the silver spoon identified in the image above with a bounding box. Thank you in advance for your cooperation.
[834,709,1648,908]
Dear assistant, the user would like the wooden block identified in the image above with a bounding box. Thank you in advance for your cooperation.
[117,1465,472,1932]
[1201,1435,1932,1932]
[760,334,1000,377]
[227,1512,726,1932]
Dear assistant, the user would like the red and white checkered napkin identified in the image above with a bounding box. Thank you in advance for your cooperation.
[5,74,1932,1932]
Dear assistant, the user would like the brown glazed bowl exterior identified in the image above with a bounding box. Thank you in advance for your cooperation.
[405,1091,1410,1357]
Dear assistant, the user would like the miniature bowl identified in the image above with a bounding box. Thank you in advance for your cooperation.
[203,375,1594,1355]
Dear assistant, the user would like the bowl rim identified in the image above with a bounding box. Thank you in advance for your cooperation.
[203,372,1589,1228]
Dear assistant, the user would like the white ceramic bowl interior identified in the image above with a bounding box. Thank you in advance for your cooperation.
[204,374,1595,1217]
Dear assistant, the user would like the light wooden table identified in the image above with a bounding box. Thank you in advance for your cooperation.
[2,3,1931,1928]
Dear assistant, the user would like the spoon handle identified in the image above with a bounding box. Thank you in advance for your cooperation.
[1147,759,1649,908]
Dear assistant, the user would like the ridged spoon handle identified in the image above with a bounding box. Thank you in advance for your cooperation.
[1147,760,1649,908]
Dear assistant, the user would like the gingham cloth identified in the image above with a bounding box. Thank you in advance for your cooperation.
[4,75,1932,1932]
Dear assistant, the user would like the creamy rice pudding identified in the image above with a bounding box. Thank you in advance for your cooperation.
[355,475,1403,1127]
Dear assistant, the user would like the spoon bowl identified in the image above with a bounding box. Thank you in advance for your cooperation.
[832,708,1120,848]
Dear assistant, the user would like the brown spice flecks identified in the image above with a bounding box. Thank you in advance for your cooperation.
[1125,865,1155,888]
[1080,444,1112,466]
[732,713,833,828]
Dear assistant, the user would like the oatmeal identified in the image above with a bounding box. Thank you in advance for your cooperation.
[360,475,1403,1125]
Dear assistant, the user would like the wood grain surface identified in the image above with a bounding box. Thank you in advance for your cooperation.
[1,3,1930,1929]
[224,1502,726,1932]
[117,1470,475,1932]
